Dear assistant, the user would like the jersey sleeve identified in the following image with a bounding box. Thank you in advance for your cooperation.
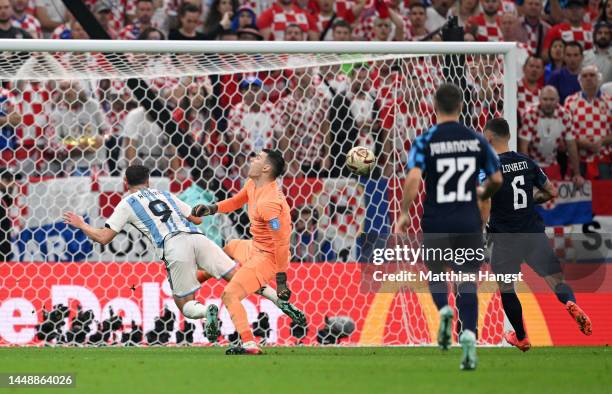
[217,181,250,213]
[260,199,291,272]
[105,199,130,233]
[260,200,282,225]
[532,160,549,189]
[479,136,501,177]
[407,134,427,171]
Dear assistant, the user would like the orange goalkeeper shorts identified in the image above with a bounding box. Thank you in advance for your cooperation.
[223,239,252,266]
[224,240,275,295]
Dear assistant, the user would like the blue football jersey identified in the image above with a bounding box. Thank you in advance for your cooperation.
[481,151,548,233]
[407,121,500,233]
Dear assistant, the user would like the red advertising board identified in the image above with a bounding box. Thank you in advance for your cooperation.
[1,262,610,346]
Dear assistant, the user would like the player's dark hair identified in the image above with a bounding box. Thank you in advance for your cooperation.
[485,118,511,140]
[565,41,584,55]
[125,165,150,186]
[262,149,286,178]
[434,83,463,115]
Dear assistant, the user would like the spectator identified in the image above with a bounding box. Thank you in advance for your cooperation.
[583,21,612,83]
[353,0,410,41]
[35,0,68,37]
[319,62,349,96]
[237,26,264,40]
[517,0,550,57]
[276,65,330,177]
[0,86,18,161]
[331,18,352,41]
[409,2,430,40]
[119,0,157,40]
[258,0,318,41]
[371,13,404,42]
[565,64,612,178]
[451,0,481,27]
[10,0,42,38]
[204,0,237,39]
[138,26,165,40]
[544,0,593,54]
[0,167,14,261]
[48,81,109,177]
[179,165,227,246]
[93,0,117,39]
[426,0,453,33]
[284,23,306,40]
[311,0,366,41]
[466,0,504,42]
[519,85,583,183]
[228,76,277,156]
[547,41,584,103]
[544,37,566,80]
[218,28,238,39]
[291,205,328,262]
[100,85,135,176]
[347,64,378,153]
[231,6,257,30]
[52,19,89,40]
[169,3,207,40]
[584,0,601,24]
[500,12,529,72]
[0,0,31,39]
[518,56,546,118]
[601,0,612,22]
[122,104,179,177]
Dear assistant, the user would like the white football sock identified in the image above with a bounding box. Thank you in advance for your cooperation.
[258,286,281,306]
[182,300,208,319]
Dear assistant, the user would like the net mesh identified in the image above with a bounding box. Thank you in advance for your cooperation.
[0,50,508,346]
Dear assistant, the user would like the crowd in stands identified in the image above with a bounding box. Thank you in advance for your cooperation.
[0,0,610,260]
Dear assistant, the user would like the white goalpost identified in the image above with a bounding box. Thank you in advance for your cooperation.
[0,40,518,347]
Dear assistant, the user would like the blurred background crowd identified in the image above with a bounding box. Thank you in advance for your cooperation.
[0,0,610,262]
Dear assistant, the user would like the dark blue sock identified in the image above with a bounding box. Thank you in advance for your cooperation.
[501,291,526,340]
[456,282,478,334]
[554,283,576,304]
[429,280,448,310]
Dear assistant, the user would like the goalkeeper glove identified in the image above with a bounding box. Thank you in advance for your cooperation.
[191,203,218,217]
[276,272,292,301]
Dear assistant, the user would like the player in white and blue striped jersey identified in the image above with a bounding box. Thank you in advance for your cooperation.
[64,165,306,341]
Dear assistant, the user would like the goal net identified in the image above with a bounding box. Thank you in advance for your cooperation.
[0,40,518,346]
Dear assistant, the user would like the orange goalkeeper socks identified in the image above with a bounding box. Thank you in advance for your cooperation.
[222,282,255,343]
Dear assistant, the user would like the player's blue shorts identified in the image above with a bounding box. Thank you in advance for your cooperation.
[489,232,562,277]
[422,233,485,274]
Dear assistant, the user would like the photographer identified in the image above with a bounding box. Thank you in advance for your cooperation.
[0,167,15,261]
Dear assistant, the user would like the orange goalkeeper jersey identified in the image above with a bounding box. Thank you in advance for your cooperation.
[217,179,292,271]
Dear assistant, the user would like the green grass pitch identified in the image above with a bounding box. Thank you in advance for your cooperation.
[1,347,611,394]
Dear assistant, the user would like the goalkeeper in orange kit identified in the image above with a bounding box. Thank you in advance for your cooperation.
[192,149,305,354]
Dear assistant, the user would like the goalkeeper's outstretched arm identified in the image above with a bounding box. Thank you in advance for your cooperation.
[192,185,249,217]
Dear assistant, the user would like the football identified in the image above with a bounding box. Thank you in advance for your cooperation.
[345,146,375,176]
